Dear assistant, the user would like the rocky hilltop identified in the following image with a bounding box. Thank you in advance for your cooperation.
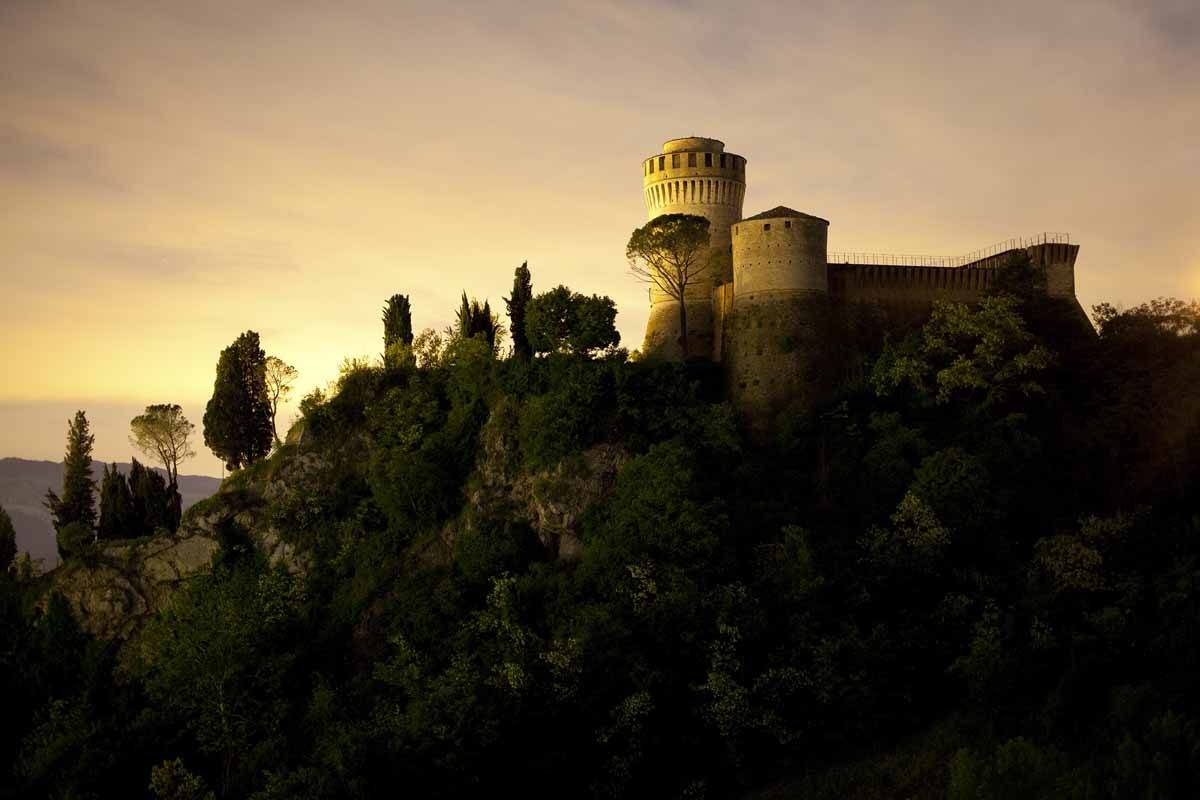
[10,297,1199,799]
[0,458,220,567]
[44,418,630,641]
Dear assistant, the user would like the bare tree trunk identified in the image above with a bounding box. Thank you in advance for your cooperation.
[678,299,689,359]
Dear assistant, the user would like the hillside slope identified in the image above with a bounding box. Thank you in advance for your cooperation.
[0,458,220,567]
[5,296,1199,799]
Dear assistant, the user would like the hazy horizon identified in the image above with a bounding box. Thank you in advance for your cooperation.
[2,0,1197,476]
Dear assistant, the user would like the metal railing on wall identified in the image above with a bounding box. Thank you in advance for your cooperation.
[829,232,1069,269]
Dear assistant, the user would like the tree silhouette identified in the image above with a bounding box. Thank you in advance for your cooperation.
[454,292,504,353]
[203,331,273,471]
[130,404,196,486]
[43,410,97,535]
[383,294,414,350]
[264,357,298,447]
[626,214,713,358]
[504,262,534,359]
[97,463,134,540]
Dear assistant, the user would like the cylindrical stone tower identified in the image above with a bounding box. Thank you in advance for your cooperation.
[727,206,830,423]
[731,206,829,304]
[641,137,746,358]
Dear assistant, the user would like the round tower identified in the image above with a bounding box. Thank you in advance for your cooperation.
[731,206,829,304]
[640,137,746,358]
[726,207,831,423]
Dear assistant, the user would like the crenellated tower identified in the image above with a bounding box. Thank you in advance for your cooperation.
[633,134,1088,430]
[641,137,746,358]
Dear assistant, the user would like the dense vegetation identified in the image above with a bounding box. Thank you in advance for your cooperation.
[1,278,1198,799]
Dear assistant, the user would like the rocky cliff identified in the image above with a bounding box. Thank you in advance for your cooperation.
[42,410,628,641]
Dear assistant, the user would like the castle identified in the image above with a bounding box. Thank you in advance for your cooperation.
[638,136,1088,418]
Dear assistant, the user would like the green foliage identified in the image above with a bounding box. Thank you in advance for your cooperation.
[128,457,180,535]
[505,261,534,359]
[872,295,1054,411]
[525,285,620,356]
[130,403,196,485]
[203,330,274,471]
[382,293,414,350]
[97,462,134,540]
[5,287,1200,800]
[150,758,215,800]
[0,504,15,573]
[626,213,713,356]
[44,409,96,536]
[948,738,1071,800]
[135,562,303,796]
[454,292,504,353]
[55,520,94,560]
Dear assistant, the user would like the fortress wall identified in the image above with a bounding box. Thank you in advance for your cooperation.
[711,282,735,362]
[1027,242,1080,298]
[828,263,998,319]
[642,299,716,359]
[727,211,830,420]
[723,295,832,426]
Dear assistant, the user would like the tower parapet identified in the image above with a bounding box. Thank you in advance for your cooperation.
[641,137,746,358]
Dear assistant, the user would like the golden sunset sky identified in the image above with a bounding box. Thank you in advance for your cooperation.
[1,0,1197,476]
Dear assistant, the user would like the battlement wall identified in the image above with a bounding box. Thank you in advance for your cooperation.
[829,262,998,302]
[827,241,1080,313]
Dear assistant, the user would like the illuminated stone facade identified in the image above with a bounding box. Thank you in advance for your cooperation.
[637,136,1087,420]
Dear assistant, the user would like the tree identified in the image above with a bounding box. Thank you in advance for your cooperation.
[626,213,713,358]
[43,410,96,535]
[0,503,15,574]
[871,295,1054,413]
[454,292,505,353]
[525,285,621,356]
[98,463,134,540]
[56,521,93,560]
[203,331,274,471]
[129,458,177,535]
[383,294,414,349]
[505,262,534,359]
[130,404,196,486]
[263,357,298,447]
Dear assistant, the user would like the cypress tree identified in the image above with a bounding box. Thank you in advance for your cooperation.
[203,330,273,471]
[383,294,414,350]
[504,261,534,359]
[455,292,503,352]
[43,410,97,534]
[98,463,134,540]
[129,458,173,536]
[0,504,15,574]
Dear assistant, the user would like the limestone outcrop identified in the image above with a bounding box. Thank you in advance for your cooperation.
[46,527,219,640]
[468,410,628,561]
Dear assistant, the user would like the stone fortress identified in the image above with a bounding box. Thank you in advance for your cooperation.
[638,136,1087,418]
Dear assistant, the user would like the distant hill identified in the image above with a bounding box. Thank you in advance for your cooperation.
[0,458,221,569]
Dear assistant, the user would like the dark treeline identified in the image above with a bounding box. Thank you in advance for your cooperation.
[0,262,1198,799]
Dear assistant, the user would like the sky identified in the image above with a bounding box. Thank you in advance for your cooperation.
[1,0,1197,477]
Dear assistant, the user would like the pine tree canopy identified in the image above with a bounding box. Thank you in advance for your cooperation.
[44,410,97,534]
